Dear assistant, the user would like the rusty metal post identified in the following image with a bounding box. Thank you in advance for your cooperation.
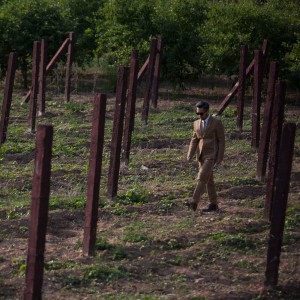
[38,39,47,116]
[0,52,18,146]
[264,81,286,220]
[236,44,248,131]
[83,94,107,256]
[141,39,157,124]
[24,125,53,300]
[23,38,71,104]
[216,39,269,116]
[151,36,163,108]
[264,122,296,289]
[256,62,279,181]
[65,32,75,102]
[107,67,129,199]
[28,41,41,133]
[251,50,264,148]
[123,50,139,165]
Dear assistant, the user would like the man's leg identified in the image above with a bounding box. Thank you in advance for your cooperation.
[192,180,206,205]
[206,172,217,205]
[192,159,215,206]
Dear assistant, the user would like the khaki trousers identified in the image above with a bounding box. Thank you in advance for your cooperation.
[193,158,217,205]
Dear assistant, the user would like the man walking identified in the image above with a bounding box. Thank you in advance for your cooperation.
[186,101,225,212]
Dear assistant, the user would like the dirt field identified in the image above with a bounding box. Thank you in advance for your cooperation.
[0,84,299,299]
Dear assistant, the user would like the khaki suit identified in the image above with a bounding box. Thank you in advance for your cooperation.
[187,116,225,205]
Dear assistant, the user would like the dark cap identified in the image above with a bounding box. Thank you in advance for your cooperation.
[196,101,209,110]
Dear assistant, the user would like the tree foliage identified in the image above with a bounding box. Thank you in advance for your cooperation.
[0,0,71,86]
[201,0,299,78]
[59,0,104,64]
[94,0,207,85]
[94,0,155,69]
[0,0,300,87]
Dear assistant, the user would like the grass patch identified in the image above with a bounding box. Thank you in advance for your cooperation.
[0,90,299,299]
[285,204,300,229]
[231,177,261,186]
[205,232,256,252]
[84,265,126,282]
[123,222,152,243]
[158,198,175,214]
[117,189,149,205]
[234,259,259,272]
[49,196,85,210]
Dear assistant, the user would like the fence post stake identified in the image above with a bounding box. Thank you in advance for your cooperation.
[123,50,139,165]
[151,36,163,108]
[264,122,296,289]
[141,39,157,124]
[236,44,248,131]
[216,39,269,116]
[38,39,47,116]
[0,52,18,146]
[107,67,129,199]
[24,125,53,300]
[28,41,41,133]
[251,49,264,148]
[65,32,75,102]
[23,37,71,104]
[264,81,286,220]
[257,62,279,181]
[83,94,107,256]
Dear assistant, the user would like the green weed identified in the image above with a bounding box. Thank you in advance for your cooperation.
[110,245,129,260]
[123,231,150,243]
[6,208,28,220]
[50,196,85,210]
[111,206,137,217]
[285,204,300,229]
[117,189,149,205]
[222,107,237,118]
[45,260,78,271]
[165,238,183,250]
[45,260,64,271]
[64,102,86,113]
[234,259,259,272]
[62,274,82,288]
[206,232,256,252]
[11,257,26,276]
[84,265,126,282]
[159,198,174,214]
[95,237,113,251]
[231,176,261,186]
[123,223,151,243]
[74,239,83,250]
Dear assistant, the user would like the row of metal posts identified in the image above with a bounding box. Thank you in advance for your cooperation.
[0,33,75,148]
[27,33,75,133]
[217,41,297,290]
[108,37,163,199]
[1,37,295,296]
[0,34,161,149]
[23,100,296,298]
[22,37,163,298]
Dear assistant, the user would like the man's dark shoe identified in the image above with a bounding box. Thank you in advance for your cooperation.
[202,204,219,212]
[185,201,198,211]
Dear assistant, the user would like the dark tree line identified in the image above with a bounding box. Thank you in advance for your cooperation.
[0,0,299,87]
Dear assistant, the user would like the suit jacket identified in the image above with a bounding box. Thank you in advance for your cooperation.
[187,115,225,162]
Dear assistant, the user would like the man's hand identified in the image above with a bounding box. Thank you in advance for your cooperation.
[187,157,192,162]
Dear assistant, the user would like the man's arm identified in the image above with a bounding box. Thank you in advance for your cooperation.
[187,131,199,161]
